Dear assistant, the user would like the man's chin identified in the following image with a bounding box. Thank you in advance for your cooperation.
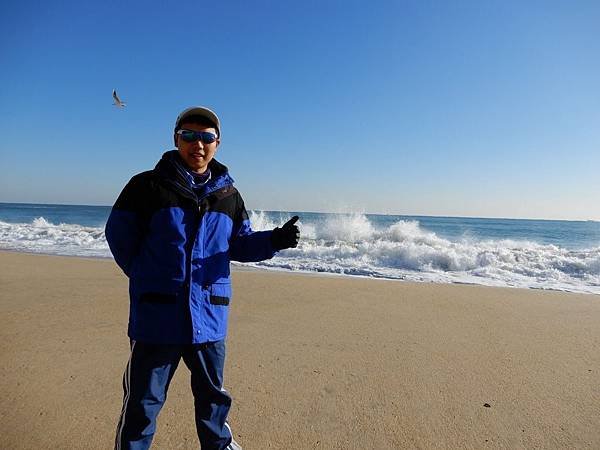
[189,164,207,174]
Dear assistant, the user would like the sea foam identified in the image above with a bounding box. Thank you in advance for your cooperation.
[1,214,599,294]
[0,217,110,258]
[247,212,600,294]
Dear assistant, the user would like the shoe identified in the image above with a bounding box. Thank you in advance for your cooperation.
[226,437,243,450]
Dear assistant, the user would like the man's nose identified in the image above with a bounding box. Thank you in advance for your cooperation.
[193,139,204,149]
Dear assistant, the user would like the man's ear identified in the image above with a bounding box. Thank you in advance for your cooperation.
[174,134,178,147]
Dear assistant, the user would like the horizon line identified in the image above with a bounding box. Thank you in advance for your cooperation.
[0,201,598,223]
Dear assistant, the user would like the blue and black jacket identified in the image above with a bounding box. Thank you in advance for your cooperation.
[105,150,275,344]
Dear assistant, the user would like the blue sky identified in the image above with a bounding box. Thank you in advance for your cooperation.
[0,0,598,220]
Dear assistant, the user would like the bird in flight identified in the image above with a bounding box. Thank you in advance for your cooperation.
[112,89,126,108]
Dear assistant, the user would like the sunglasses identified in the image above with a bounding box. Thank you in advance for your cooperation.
[176,129,218,144]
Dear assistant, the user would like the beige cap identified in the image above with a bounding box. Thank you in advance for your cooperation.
[175,106,221,137]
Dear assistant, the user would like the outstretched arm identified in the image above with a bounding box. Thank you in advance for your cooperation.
[229,194,275,262]
[229,193,300,262]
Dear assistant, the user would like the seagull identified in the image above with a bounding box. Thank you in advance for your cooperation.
[112,89,126,108]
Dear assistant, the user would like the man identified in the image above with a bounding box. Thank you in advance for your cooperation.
[105,106,300,450]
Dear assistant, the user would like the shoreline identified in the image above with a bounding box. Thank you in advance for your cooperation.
[1,251,599,448]
[1,248,598,296]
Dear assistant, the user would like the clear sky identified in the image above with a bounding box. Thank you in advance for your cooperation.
[1,0,598,220]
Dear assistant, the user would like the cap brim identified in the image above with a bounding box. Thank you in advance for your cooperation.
[176,106,220,135]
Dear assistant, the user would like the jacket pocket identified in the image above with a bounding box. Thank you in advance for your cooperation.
[209,282,231,306]
[140,292,177,304]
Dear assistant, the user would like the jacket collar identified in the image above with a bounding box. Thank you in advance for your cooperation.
[154,150,234,201]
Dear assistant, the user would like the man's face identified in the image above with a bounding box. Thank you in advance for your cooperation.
[175,122,220,174]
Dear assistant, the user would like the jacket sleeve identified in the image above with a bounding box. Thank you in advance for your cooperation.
[105,174,150,277]
[229,193,276,262]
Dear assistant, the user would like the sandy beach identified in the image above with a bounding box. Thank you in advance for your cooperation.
[0,251,598,449]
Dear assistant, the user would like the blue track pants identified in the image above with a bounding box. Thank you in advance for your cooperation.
[114,340,233,450]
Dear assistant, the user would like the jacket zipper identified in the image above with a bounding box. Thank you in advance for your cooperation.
[184,183,232,295]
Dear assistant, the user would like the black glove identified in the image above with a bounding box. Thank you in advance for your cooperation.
[271,216,300,250]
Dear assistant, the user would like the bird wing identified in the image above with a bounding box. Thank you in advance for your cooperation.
[112,90,121,103]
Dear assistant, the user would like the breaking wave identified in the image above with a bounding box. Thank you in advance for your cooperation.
[1,214,599,294]
[0,217,110,258]
[247,211,600,294]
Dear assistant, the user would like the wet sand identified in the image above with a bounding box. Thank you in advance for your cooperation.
[1,251,599,449]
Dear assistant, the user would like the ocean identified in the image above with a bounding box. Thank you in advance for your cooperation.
[1,202,599,294]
